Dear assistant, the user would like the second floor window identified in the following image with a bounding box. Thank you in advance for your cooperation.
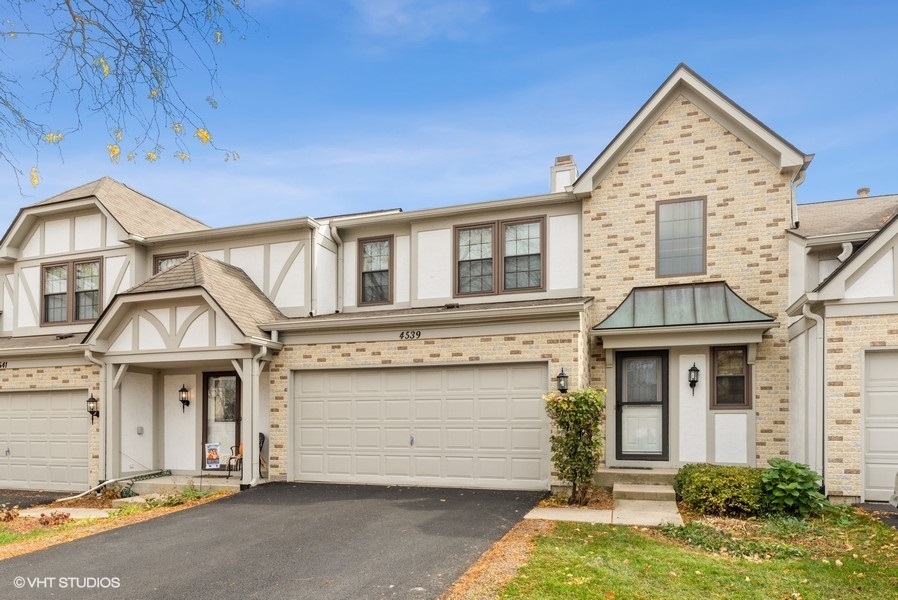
[656,197,706,277]
[455,217,545,296]
[154,252,188,274]
[43,259,101,324]
[359,236,392,304]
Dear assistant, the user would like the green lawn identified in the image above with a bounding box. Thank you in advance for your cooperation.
[501,508,898,599]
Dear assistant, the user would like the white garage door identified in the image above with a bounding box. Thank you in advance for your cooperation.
[864,352,898,501]
[293,364,550,490]
[0,391,90,492]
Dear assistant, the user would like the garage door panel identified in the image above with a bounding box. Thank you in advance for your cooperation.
[356,428,381,448]
[0,391,88,492]
[356,400,380,420]
[384,400,410,420]
[356,455,381,475]
[327,401,352,420]
[385,371,412,393]
[300,401,324,420]
[413,399,441,419]
[864,351,898,501]
[446,399,474,419]
[294,364,549,490]
[413,371,443,392]
[298,373,326,394]
[413,428,441,449]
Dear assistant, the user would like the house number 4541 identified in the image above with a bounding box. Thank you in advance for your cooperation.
[398,330,421,340]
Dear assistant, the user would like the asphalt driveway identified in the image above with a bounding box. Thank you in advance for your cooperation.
[0,482,544,599]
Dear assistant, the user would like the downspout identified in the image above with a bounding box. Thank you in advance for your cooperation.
[309,225,318,316]
[330,225,344,312]
[789,165,806,229]
[84,349,106,483]
[802,304,825,492]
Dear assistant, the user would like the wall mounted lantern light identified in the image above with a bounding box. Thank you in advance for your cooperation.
[688,363,700,395]
[86,394,100,423]
[556,368,569,394]
[179,384,190,412]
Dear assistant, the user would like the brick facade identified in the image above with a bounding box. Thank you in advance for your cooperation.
[822,315,898,499]
[582,95,794,464]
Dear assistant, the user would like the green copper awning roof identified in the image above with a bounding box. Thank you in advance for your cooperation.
[593,281,774,331]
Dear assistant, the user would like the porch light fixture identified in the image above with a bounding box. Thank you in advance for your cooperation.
[556,368,569,394]
[179,385,190,412]
[86,394,100,423]
[688,363,700,395]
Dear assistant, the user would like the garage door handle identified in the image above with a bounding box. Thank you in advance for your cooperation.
[410,435,414,447]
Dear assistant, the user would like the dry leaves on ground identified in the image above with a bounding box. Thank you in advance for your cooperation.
[439,519,555,600]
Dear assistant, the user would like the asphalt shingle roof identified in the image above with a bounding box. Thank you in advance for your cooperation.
[796,194,898,238]
[126,253,285,338]
[32,177,207,238]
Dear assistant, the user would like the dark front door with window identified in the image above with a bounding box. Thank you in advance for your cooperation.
[203,373,241,471]
[616,350,669,461]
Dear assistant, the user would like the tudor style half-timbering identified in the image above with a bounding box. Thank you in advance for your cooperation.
[0,65,894,502]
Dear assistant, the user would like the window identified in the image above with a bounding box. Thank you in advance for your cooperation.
[154,252,188,274]
[457,224,495,294]
[656,197,706,277]
[359,236,392,304]
[711,346,750,409]
[455,217,545,296]
[42,259,101,324]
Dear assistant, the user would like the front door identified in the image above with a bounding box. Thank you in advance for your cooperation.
[616,350,669,461]
[203,372,241,471]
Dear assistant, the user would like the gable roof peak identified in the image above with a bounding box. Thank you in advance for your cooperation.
[572,64,811,195]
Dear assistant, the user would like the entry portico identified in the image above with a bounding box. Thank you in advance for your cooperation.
[83,254,283,486]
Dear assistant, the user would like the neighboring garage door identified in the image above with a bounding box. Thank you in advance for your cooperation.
[864,352,898,501]
[0,391,89,492]
[294,364,550,490]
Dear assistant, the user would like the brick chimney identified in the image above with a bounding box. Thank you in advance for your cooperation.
[857,187,870,198]
[550,155,578,193]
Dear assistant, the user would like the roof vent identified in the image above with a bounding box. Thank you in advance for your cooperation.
[857,187,870,198]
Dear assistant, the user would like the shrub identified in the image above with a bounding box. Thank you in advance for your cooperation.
[0,504,19,522]
[761,458,828,518]
[674,463,766,517]
[38,511,71,526]
[544,387,605,506]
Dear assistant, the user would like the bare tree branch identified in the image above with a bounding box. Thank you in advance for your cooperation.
[0,0,250,185]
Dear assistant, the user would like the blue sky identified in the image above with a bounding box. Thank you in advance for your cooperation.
[4,0,898,228]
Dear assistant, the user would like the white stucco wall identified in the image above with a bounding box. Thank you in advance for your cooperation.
[120,372,155,472]
[416,229,451,300]
[678,352,707,463]
[164,374,198,471]
[548,214,580,291]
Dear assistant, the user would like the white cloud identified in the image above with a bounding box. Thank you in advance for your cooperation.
[349,0,491,42]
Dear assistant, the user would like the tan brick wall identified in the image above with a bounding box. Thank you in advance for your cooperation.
[0,363,101,485]
[582,94,793,464]
[822,315,898,499]
[266,330,585,480]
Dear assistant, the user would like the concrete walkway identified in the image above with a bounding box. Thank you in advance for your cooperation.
[525,499,683,526]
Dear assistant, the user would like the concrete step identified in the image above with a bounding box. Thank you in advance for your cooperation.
[594,467,677,488]
[128,475,241,496]
[613,483,676,501]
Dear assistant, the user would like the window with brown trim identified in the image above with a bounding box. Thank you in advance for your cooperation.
[42,258,102,324]
[711,346,751,409]
[358,235,392,305]
[454,216,545,297]
[656,197,706,277]
[154,252,188,274]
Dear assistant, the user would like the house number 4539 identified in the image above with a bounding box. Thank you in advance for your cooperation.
[398,330,421,340]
